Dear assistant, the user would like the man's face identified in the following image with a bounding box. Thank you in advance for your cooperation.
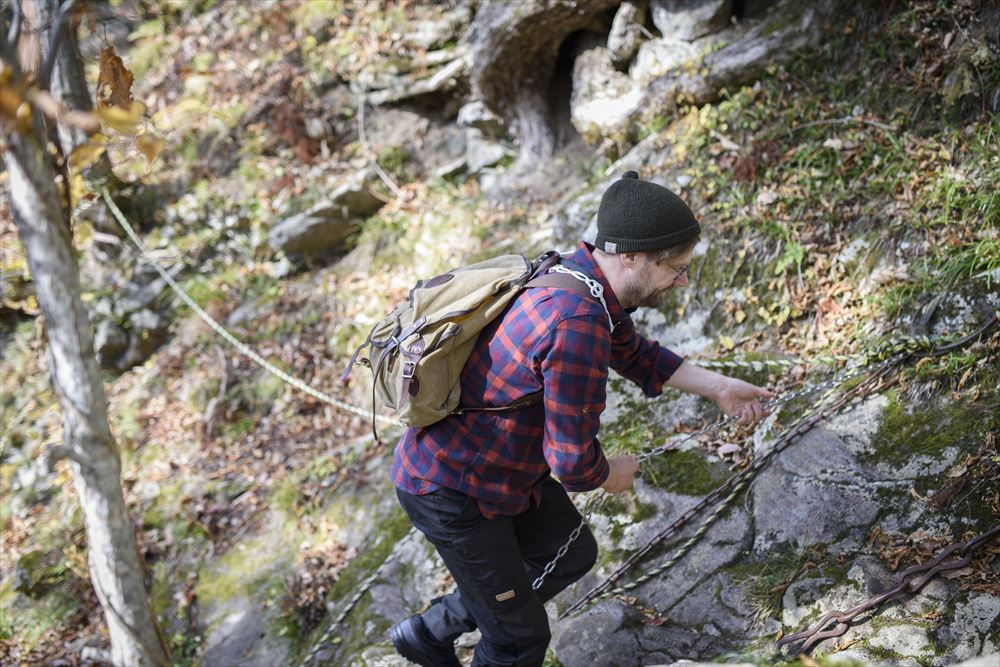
[620,249,694,309]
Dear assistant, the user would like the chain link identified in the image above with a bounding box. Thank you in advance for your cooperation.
[777,525,1000,655]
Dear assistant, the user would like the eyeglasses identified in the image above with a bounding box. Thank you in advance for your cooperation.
[668,262,689,284]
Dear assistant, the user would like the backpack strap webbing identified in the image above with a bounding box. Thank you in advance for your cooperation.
[524,271,597,297]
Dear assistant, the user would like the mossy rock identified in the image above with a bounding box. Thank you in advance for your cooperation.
[12,549,68,599]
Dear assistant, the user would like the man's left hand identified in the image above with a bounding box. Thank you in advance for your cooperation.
[714,377,774,425]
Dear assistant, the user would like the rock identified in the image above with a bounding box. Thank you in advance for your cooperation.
[631,37,698,81]
[94,319,128,368]
[937,595,1000,662]
[608,0,648,66]
[867,623,933,663]
[435,157,468,179]
[571,46,643,142]
[13,549,65,599]
[329,172,386,218]
[464,129,510,174]
[405,2,474,50]
[269,171,385,260]
[269,204,358,259]
[751,427,884,552]
[552,601,644,667]
[457,100,507,140]
[650,0,733,41]
[363,109,432,156]
[199,599,289,667]
[117,308,170,370]
[415,123,469,176]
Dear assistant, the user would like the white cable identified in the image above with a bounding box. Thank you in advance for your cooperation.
[101,189,400,426]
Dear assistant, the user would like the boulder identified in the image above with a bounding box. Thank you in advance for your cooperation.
[269,204,359,259]
[405,1,474,50]
[571,46,643,142]
[631,37,698,82]
[457,100,507,140]
[464,129,510,174]
[94,318,128,367]
[608,0,648,67]
[117,308,170,370]
[269,172,385,259]
[650,0,732,41]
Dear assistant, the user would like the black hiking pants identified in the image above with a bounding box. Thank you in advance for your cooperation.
[396,477,598,667]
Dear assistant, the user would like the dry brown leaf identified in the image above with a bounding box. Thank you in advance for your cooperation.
[96,46,134,109]
[940,566,975,579]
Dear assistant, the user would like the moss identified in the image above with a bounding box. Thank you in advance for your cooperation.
[0,579,79,651]
[195,528,296,607]
[306,508,413,661]
[642,449,729,496]
[865,389,999,467]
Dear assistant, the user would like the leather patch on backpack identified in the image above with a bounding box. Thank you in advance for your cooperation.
[495,589,515,602]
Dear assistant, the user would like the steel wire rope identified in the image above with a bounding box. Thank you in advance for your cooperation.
[103,189,400,427]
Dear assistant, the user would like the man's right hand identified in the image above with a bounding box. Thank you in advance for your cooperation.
[602,455,639,494]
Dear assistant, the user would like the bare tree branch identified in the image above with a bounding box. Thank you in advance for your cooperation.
[38,0,78,91]
[6,0,22,49]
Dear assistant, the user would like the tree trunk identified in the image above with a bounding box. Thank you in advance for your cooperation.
[469,0,620,170]
[4,4,172,661]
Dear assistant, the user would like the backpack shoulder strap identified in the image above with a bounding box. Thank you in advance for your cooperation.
[524,272,594,298]
[526,264,616,331]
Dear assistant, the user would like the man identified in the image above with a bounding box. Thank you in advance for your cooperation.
[389,171,772,666]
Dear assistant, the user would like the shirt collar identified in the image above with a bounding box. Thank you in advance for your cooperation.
[566,242,631,324]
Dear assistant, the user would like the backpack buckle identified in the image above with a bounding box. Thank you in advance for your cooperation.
[401,360,417,379]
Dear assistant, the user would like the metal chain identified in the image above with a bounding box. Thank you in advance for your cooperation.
[103,189,401,426]
[561,359,902,618]
[548,264,615,331]
[777,525,1000,655]
[301,527,420,666]
[534,355,897,594]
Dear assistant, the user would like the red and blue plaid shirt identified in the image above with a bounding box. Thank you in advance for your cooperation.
[391,242,684,518]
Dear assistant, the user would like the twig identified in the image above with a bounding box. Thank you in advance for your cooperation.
[202,345,229,441]
[38,0,79,91]
[788,115,897,135]
[5,0,23,54]
[357,94,407,201]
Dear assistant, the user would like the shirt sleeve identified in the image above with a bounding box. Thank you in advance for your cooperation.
[536,315,611,492]
[608,315,684,397]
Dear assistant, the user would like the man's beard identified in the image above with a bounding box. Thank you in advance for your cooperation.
[619,276,668,310]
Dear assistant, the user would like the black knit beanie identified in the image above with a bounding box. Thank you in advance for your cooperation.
[595,171,700,253]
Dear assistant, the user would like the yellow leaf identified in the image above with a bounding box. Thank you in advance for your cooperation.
[74,221,94,247]
[69,173,87,209]
[136,133,165,172]
[24,295,39,315]
[69,132,109,171]
[719,336,735,350]
[734,309,746,323]
[96,101,145,134]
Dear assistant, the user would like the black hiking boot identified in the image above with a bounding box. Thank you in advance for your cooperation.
[389,615,461,667]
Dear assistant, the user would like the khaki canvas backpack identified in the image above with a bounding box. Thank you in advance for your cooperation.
[342,250,608,438]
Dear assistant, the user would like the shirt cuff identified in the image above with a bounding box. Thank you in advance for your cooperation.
[559,448,610,492]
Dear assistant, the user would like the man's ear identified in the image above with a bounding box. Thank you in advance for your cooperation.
[619,252,641,268]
